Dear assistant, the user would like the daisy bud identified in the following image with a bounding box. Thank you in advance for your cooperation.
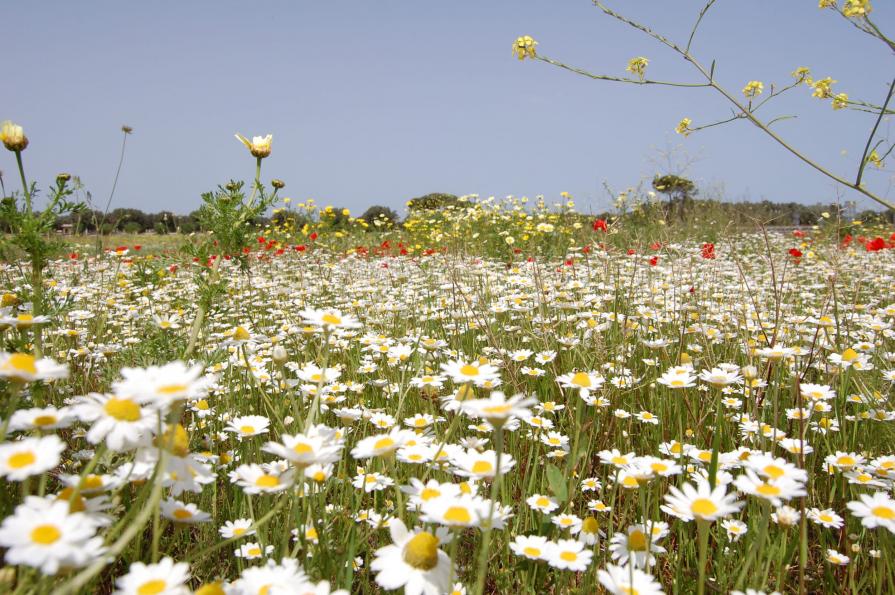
[1,120,28,152]
[56,172,71,184]
[272,345,289,364]
[741,365,758,379]
[271,179,285,189]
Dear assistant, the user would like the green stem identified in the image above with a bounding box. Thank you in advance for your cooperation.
[473,427,504,595]
[15,151,31,214]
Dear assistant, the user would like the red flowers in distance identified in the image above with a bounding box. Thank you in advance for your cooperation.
[701,243,716,259]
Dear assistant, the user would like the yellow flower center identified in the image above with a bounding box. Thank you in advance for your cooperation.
[471,460,494,475]
[571,372,591,387]
[523,546,542,557]
[240,425,256,435]
[756,483,781,497]
[5,353,37,375]
[138,580,167,595]
[105,398,142,422]
[8,451,36,469]
[403,532,439,570]
[690,498,718,517]
[373,437,395,451]
[459,364,479,376]
[443,506,472,524]
[628,529,648,551]
[559,551,578,562]
[420,488,440,501]
[30,524,61,545]
[56,487,87,512]
[836,456,856,467]
[255,474,279,488]
[841,348,859,362]
[322,313,342,325]
[33,415,57,426]
[173,508,193,520]
[873,506,895,520]
[582,517,599,533]
[763,465,784,479]
[157,384,188,395]
[293,442,313,455]
[233,326,251,341]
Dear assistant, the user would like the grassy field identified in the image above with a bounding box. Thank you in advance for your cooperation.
[1,204,895,594]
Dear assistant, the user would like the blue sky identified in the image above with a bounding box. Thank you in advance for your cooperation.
[5,0,894,215]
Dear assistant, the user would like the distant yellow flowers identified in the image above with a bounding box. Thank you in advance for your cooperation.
[843,0,872,17]
[742,81,764,99]
[234,133,272,158]
[626,57,649,81]
[832,93,849,110]
[810,77,836,99]
[1,120,28,152]
[675,118,693,137]
[512,36,538,60]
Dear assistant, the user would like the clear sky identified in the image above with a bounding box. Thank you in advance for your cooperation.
[5,0,894,215]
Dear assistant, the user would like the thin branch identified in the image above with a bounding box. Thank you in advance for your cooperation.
[686,0,718,53]
[856,77,895,187]
[534,55,709,88]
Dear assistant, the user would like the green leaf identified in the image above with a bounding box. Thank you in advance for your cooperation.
[546,464,568,502]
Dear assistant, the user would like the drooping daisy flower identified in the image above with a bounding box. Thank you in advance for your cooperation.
[370,518,452,595]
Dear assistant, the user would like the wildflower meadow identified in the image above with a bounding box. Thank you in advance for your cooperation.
[2,1,895,594]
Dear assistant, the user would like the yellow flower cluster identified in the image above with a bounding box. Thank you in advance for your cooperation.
[742,81,764,99]
[843,0,872,17]
[675,118,693,137]
[810,77,836,99]
[832,93,849,110]
[626,57,649,81]
[512,36,538,61]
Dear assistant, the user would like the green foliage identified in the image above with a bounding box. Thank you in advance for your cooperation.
[360,205,399,228]
[407,192,461,211]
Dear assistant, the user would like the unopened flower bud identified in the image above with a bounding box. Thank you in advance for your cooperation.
[272,345,288,364]
[56,172,71,184]
[1,120,28,152]
[271,179,285,190]
[741,365,758,379]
